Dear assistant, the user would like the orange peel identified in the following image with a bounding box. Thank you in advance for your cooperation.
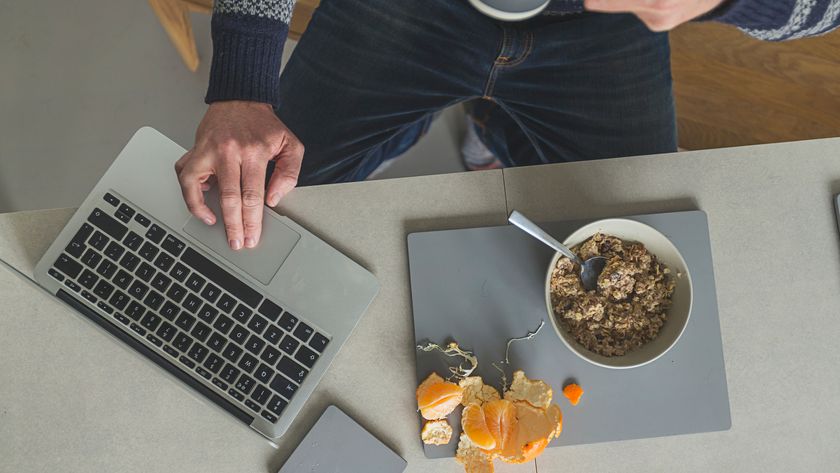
[563,383,584,406]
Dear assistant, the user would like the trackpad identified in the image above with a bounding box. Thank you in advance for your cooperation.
[182,191,300,285]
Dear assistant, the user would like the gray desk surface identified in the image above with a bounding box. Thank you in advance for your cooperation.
[2,138,840,472]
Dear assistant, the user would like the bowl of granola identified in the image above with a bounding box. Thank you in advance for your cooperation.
[545,219,692,369]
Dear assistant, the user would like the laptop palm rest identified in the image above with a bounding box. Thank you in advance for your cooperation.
[182,187,300,285]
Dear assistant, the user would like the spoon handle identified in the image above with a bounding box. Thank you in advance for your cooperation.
[508,211,582,264]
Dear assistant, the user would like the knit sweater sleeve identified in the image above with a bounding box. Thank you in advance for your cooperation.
[205,0,297,106]
[706,0,840,41]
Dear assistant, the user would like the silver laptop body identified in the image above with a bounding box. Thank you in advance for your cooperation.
[33,127,379,441]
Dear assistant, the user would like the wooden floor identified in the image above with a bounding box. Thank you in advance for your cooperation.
[670,22,840,150]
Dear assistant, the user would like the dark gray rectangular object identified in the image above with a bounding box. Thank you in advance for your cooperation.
[408,210,731,459]
[278,405,407,472]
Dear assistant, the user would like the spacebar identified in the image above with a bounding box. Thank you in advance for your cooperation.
[180,248,263,308]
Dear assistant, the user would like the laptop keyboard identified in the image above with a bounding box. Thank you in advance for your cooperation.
[49,191,330,424]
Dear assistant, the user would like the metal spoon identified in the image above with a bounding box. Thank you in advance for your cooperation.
[508,210,607,291]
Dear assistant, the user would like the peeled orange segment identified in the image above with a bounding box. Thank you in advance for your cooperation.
[562,383,584,406]
[462,403,497,450]
[481,399,517,454]
[416,372,464,420]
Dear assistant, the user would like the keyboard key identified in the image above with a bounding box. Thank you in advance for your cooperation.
[145,224,166,244]
[238,353,258,373]
[235,374,256,394]
[228,388,245,402]
[278,312,298,332]
[212,314,234,335]
[181,247,262,308]
[123,231,143,251]
[96,302,114,314]
[260,346,281,365]
[161,234,186,256]
[103,192,120,207]
[96,259,117,279]
[89,231,109,251]
[169,263,190,282]
[81,290,98,304]
[128,280,149,300]
[54,254,82,279]
[117,203,135,219]
[195,367,212,380]
[159,300,179,320]
[138,242,159,262]
[212,378,228,391]
[166,283,187,303]
[229,325,249,345]
[113,269,133,290]
[231,304,252,324]
[222,344,243,363]
[175,312,196,331]
[295,345,319,369]
[251,385,271,404]
[182,293,202,313]
[135,262,155,282]
[143,290,165,311]
[244,399,261,413]
[103,242,124,263]
[151,272,171,292]
[207,332,227,352]
[277,356,309,384]
[244,335,265,356]
[279,335,299,355]
[172,332,193,352]
[293,323,314,343]
[119,252,140,271]
[200,283,221,303]
[186,273,205,292]
[216,294,236,313]
[254,363,274,384]
[220,364,240,384]
[130,323,147,336]
[263,325,284,345]
[72,223,94,245]
[134,213,151,227]
[261,411,278,423]
[64,279,81,292]
[156,321,176,342]
[93,280,114,299]
[148,333,163,346]
[80,249,102,269]
[48,268,65,282]
[269,374,298,399]
[125,301,145,321]
[88,208,127,240]
[191,322,211,342]
[258,299,283,322]
[153,252,175,272]
[115,211,130,223]
[65,240,85,258]
[179,356,196,369]
[197,304,218,324]
[204,353,224,373]
[141,312,161,331]
[266,395,288,416]
[114,313,130,325]
[188,343,209,363]
[247,314,268,335]
[109,290,130,310]
[163,345,179,358]
[79,269,99,289]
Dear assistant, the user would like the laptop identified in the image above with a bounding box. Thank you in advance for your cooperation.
[32,127,379,441]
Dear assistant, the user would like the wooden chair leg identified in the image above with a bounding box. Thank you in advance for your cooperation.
[148,0,201,72]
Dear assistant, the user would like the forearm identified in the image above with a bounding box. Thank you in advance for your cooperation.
[706,0,840,41]
[205,0,297,105]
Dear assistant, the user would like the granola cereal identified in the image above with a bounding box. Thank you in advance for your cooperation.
[549,233,675,357]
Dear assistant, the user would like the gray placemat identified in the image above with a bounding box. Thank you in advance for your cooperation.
[408,211,731,459]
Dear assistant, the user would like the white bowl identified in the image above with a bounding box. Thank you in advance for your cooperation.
[545,219,693,369]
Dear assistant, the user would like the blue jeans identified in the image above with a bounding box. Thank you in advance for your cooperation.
[276,0,676,184]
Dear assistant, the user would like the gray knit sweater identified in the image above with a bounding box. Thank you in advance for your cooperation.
[206,0,840,105]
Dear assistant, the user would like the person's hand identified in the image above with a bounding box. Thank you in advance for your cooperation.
[584,0,726,31]
[175,101,304,250]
